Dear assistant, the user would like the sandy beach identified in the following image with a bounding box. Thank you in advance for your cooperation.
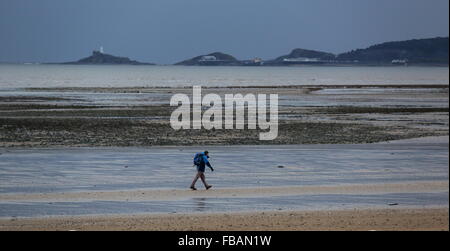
[0,137,448,231]
[1,180,448,231]
[1,181,447,202]
[0,68,448,231]
[1,208,447,231]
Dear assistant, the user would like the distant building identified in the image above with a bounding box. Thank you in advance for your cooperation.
[283,57,320,63]
[241,57,264,66]
[252,57,263,63]
[199,55,218,61]
[281,57,330,65]
[391,59,408,65]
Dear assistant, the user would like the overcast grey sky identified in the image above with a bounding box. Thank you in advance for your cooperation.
[0,0,448,64]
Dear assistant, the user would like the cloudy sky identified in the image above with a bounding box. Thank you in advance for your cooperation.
[0,0,448,63]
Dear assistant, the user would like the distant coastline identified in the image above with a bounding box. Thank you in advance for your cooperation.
[175,37,448,67]
[4,36,448,66]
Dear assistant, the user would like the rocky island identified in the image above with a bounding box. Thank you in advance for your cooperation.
[63,50,154,65]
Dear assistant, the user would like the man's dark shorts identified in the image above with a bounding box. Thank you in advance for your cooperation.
[196,164,205,173]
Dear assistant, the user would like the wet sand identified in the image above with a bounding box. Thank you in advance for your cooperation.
[0,138,447,221]
[1,208,447,231]
[0,85,448,147]
[1,181,447,202]
[0,83,448,230]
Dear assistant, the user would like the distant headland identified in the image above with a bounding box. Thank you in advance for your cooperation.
[175,37,448,66]
[57,37,448,66]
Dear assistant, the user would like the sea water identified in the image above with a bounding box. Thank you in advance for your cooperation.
[0,64,448,89]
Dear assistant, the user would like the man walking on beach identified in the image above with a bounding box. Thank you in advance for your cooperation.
[190,151,214,190]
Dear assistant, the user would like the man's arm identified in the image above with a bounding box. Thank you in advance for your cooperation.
[203,155,214,171]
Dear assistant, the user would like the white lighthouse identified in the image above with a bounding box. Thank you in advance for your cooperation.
[100,46,104,54]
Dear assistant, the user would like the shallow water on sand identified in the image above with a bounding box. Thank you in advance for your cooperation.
[0,142,448,194]
[0,140,448,217]
[0,193,447,218]
[1,65,448,109]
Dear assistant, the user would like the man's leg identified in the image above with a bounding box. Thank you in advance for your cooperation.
[199,173,212,189]
[190,172,200,189]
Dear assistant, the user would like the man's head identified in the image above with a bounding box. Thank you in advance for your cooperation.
[204,151,209,157]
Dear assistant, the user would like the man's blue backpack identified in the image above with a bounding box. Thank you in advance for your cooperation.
[193,153,204,166]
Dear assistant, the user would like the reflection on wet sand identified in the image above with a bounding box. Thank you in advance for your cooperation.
[193,198,208,212]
